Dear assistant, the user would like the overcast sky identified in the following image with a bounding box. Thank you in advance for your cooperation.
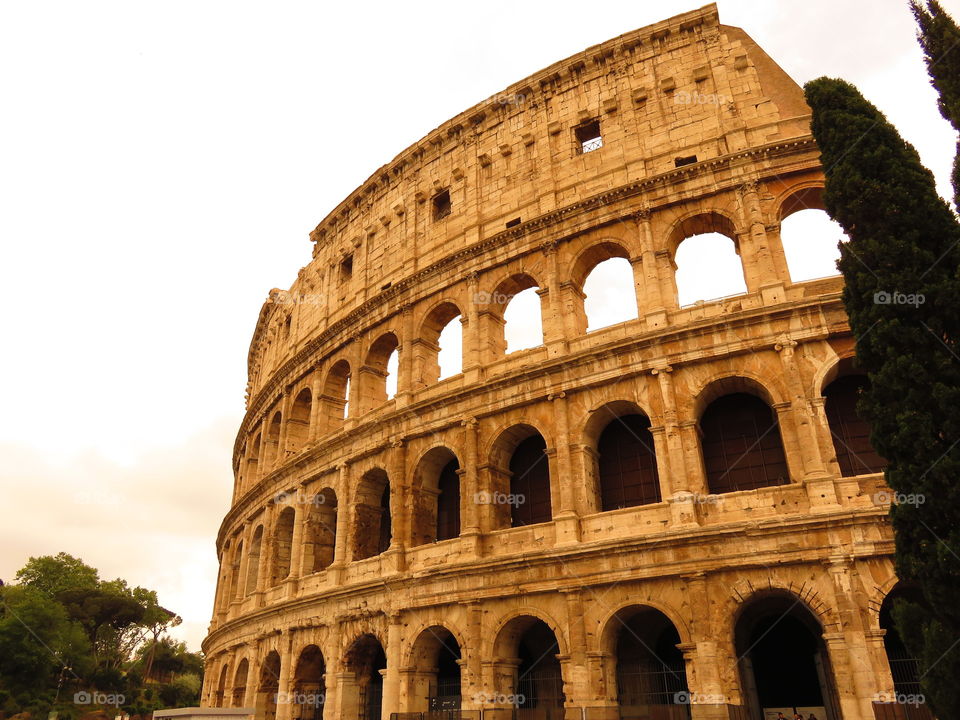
[2,0,958,652]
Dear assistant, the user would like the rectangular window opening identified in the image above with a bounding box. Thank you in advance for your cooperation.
[432,189,451,221]
[575,120,603,154]
[339,254,353,284]
[506,217,521,228]
[675,154,698,167]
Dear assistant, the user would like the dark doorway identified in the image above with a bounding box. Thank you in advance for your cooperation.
[516,619,565,720]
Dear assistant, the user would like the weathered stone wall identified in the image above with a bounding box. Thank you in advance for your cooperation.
[203,5,903,720]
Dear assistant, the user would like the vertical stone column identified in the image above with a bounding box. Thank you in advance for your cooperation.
[236,523,253,605]
[633,208,670,327]
[257,429,270,484]
[773,337,839,510]
[655,249,679,312]
[653,367,706,525]
[309,365,324,443]
[736,181,786,304]
[460,417,483,555]
[550,391,581,544]
[682,573,728,720]
[287,501,306,588]
[463,273,483,382]
[540,240,569,356]
[396,304,416,404]
[383,612,403,720]
[275,630,295,720]
[561,590,590,709]
[388,440,408,556]
[330,462,350,581]
[461,600,484,710]
[276,388,293,467]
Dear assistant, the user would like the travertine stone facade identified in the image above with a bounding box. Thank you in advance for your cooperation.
[202,6,906,720]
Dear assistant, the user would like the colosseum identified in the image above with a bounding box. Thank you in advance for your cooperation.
[200,5,922,720]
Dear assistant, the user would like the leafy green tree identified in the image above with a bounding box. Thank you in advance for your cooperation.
[0,586,93,705]
[15,552,99,598]
[804,76,960,715]
[911,0,960,208]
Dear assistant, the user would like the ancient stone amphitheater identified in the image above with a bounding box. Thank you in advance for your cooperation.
[200,5,922,720]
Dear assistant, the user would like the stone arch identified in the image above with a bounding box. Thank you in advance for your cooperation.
[487,422,553,529]
[292,644,326,720]
[245,430,261,488]
[304,485,338,573]
[214,661,229,707]
[586,401,662,512]
[410,445,462,546]
[286,387,312,454]
[405,624,465,712]
[263,410,282,470]
[776,184,844,283]
[694,375,790,494]
[732,587,841,719]
[490,611,567,712]
[570,240,639,333]
[667,209,747,306]
[359,331,400,412]
[598,603,691,707]
[232,656,250,706]
[417,300,463,386]
[270,505,295,585]
[352,468,391,560]
[320,359,351,432]
[245,524,264,595]
[822,368,886,477]
[255,650,282,720]
[341,632,388,720]
[485,271,544,356]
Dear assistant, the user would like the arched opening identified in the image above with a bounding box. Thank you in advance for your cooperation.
[597,413,661,511]
[735,593,838,720]
[293,644,326,720]
[494,616,565,718]
[408,626,462,712]
[256,650,281,720]
[360,333,400,412]
[353,469,391,560]
[320,360,351,432]
[344,634,387,720]
[418,302,463,386]
[672,213,747,306]
[581,250,638,332]
[386,348,399,398]
[503,284,543,354]
[229,540,243,601]
[700,392,789,494]
[606,606,689,712]
[245,525,264,595]
[287,389,312,453]
[232,658,249,707]
[779,188,844,283]
[411,447,461,546]
[880,584,926,699]
[489,425,552,528]
[304,487,337,573]
[264,411,282,470]
[215,664,229,707]
[270,506,295,585]
[245,431,261,487]
[824,374,886,477]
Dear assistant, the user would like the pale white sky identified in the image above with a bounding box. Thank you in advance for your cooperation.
[1,0,957,652]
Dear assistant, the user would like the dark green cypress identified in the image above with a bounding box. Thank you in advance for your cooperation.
[804,76,960,715]
[911,0,960,209]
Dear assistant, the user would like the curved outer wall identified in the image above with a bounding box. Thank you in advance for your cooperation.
[203,5,903,720]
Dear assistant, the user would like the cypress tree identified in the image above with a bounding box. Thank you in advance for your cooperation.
[911,0,960,209]
[804,77,960,714]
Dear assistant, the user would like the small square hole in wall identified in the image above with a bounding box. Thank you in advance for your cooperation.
[575,120,603,153]
[432,189,451,221]
[339,254,353,284]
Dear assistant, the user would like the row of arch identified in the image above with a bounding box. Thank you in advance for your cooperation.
[220,369,884,606]
[210,585,919,720]
[243,191,846,490]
